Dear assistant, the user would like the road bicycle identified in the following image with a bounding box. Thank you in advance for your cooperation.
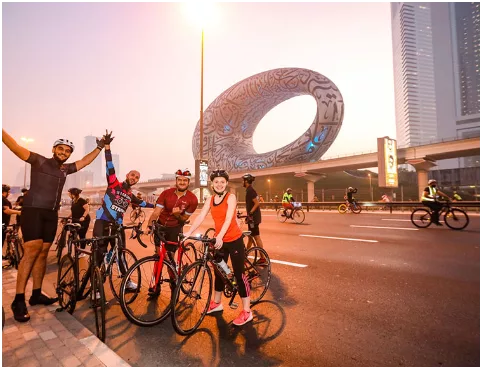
[53,217,72,264]
[130,207,146,223]
[2,224,24,270]
[171,233,271,335]
[56,225,113,342]
[276,202,305,224]
[338,200,362,214]
[411,200,469,230]
[118,222,198,327]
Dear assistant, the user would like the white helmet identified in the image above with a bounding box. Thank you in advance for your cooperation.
[53,139,75,152]
[428,179,437,185]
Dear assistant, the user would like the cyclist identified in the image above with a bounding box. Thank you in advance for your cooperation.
[453,190,462,201]
[421,179,451,226]
[345,187,358,205]
[2,185,21,258]
[2,128,105,322]
[242,173,267,264]
[282,188,295,217]
[93,131,154,290]
[146,168,198,293]
[15,188,28,226]
[66,188,91,249]
[183,169,253,326]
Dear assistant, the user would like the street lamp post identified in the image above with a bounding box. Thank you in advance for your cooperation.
[368,173,373,201]
[199,28,205,202]
[21,137,34,188]
[267,179,271,202]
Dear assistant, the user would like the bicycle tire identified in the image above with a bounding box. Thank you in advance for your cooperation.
[129,210,139,223]
[108,248,138,301]
[57,254,77,314]
[444,208,469,230]
[351,202,362,214]
[276,208,288,223]
[119,256,177,327]
[292,209,305,224]
[338,204,347,214]
[411,208,432,228]
[171,260,212,336]
[245,247,271,304]
[56,229,68,265]
[92,266,106,342]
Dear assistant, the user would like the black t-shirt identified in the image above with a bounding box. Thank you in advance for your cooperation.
[16,195,24,207]
[2,196,12,226]
[245,186,262,225]
[71,197,90,222]
[23,152,77,211]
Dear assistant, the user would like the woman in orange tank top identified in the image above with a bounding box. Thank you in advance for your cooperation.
[183,169,253,326]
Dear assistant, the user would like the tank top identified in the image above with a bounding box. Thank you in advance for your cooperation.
[211,194,242,242]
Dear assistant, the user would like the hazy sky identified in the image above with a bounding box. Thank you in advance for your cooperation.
[2,2,396,185]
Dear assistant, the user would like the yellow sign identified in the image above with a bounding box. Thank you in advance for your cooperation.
[377,137,398,188]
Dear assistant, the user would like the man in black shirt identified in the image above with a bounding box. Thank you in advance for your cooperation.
[2,184,21,258]
[15,188,28,225]
[242,174,267,264]
[2,129,106,322]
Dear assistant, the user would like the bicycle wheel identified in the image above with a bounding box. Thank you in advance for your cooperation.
[171,261,212,336]
[179,242,197,272]
[411,208,432,228]
[444,208,469,230]
[338,204,347,214]
[245,247,271,304]
[276,208,288,223]
[57,254,77,314]
[351,203,362,214]
[137,210,146,223]
[108,248,138,301]
[91,266,106,342]
[56,229,68,265]
[292,209,305,224]
[119,256,177,327]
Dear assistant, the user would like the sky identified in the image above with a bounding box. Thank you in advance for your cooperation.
[2,1,396,186]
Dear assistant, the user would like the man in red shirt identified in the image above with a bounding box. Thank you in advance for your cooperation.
[147,169,198,254]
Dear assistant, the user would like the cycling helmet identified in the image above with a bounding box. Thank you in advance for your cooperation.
[428,179,437,185]
[242,173,255,183]
[348,187,354,191]
[68,188,82,196]
[175,169,192,180]
[210,169,229,181]
[53,139,75,152]
[2,184,10,193]
[286,188,292,192]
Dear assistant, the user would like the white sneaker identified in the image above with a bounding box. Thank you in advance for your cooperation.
[125,280,138,291]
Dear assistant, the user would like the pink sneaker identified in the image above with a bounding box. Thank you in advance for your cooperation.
[207,301,223,314]
[233,310,253,326]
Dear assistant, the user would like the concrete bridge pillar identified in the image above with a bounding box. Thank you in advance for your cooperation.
[406,159,437,198]
[298,174,325,202]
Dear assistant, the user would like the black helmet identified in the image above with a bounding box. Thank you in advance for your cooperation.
[68,188,82,196]
[242,173,255,183]
[210,169,229,181]
[21,188,28,193]
[2,184,10,193]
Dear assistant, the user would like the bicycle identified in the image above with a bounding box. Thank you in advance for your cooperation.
[411,200,469,230]
[276,202,305,223]
[338,200,362,214]
[171,233,271,336]
[54,217,72,264]
[118,222,198,327]
[130,207,146,223]
[2,224,24,270]
[56,227,113,342]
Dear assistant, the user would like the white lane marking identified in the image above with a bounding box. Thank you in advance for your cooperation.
[381,219,445,223]
[248,256,307,268]
[299,234,379,243]
[350,225,418,231]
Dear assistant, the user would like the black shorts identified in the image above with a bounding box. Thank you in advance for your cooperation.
[20,207,58,243]
[248,223,260,237]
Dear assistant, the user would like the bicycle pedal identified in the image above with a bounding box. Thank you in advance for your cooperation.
[229,302,239,310]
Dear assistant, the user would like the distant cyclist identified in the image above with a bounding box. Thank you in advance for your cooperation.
[453,190,462,201]
[282,188,295,217]
[421,179,451,226]
[345,187,358,204]
[66,188,91,249]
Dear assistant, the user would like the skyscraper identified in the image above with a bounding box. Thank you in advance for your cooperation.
[391,2,480,168]
[84,135,103,186]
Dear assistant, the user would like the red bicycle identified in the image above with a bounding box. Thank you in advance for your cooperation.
[118,223,198,326]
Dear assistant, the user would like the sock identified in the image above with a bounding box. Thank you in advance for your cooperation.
[32,288,41,298]
[14,293,25,302]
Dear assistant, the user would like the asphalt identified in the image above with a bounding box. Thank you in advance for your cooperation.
[4,207,480,366]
